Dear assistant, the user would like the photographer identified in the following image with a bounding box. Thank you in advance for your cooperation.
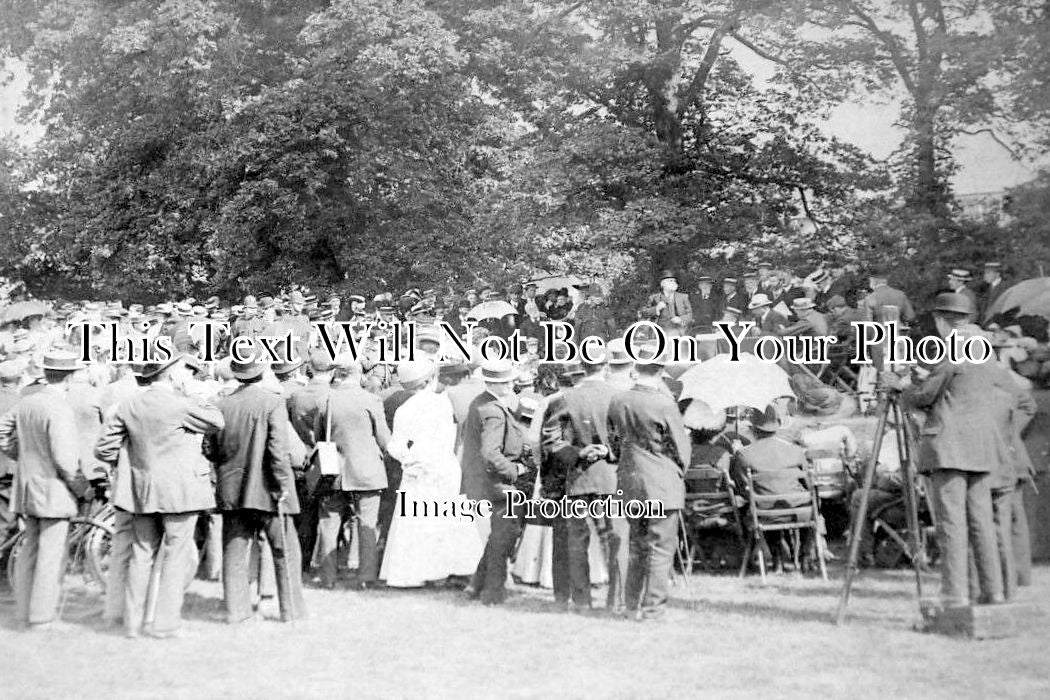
[881,292,1027,609]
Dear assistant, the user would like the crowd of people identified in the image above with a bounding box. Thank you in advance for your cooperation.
[0,256,1045,635]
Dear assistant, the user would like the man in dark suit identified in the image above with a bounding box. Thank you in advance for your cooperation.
[689,275,719,332]
[312,360,390,589]
[979,262,1008,321]
[208,361,306,624]
[946,268,978,312]
[462,360,531,605]
[286,350,336,569]
[0,351,89,631]
[95,354,224,638]
[748,294,787,335]
[605,346,690,621]
[542,356,628,613]
[883,293,1021,608]
[719,277,745,320]
[642,270,693,337]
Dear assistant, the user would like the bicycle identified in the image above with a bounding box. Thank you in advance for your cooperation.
[2,480,115,594]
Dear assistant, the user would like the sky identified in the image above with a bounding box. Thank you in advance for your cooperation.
[1,47,1044,196]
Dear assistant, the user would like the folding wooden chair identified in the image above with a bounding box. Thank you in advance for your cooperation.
[681,463,746,571]
[738,466,828,583]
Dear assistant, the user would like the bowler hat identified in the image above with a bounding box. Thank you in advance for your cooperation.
[932,292,975,316]
[309,349,337,373]
[658,269,677,281]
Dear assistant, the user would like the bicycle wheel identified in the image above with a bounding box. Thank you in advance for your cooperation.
[80,513,115,590]
[5,530,25,592]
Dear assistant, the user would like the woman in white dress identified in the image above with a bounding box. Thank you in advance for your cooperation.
[381,361,483,587]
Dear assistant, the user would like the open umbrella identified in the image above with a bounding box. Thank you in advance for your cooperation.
[678,352,794,411]
[0,300,49,324]
[985,277,1050,321]
[466,300,518,321]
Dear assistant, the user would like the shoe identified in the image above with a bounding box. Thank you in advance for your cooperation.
[27,620,76,633]
[147,627,185,640]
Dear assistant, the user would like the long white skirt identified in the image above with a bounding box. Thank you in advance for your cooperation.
[380,458,483,588]
[511,521,610,588]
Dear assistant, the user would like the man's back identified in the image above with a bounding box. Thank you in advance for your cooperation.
[607,384,690,508]
[213,383,297,513]
[1,387,81,518]
[548,379,620,495]
[96,385,221,513]
[323,384,389,490]
[734,435,808,497]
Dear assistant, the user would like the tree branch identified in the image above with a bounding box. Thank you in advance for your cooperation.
[958,128,1023,160]
[846,2,918,95]
[676,10,741,118]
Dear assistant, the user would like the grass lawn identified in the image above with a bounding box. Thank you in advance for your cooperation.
[1,563,1047,700]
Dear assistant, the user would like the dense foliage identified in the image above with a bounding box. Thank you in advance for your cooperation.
[0,0,1046,301]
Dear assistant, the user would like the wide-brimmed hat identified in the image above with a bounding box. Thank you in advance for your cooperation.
[309,349,337,373]
[480,359,516,383]
[932,292,975,316]
[230,357,265,380]
[272,356,304,376]
[136,353,184,379]
[396,360,436,388]
[751,405,781,433]
[747,293,772,310]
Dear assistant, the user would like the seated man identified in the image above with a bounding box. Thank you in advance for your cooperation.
[733,406,816,571]
[848,425,905,567]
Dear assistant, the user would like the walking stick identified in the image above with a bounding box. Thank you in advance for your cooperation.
[274,492,296,621]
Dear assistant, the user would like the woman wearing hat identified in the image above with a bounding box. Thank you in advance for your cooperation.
[380,360,482,587]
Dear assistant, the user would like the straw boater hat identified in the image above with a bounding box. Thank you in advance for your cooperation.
[947,268,972,282]
[791,298,815,311]
[41,350,84,373]
[747,293,772,310]
[605,338,634,365]
[480,359,515,383]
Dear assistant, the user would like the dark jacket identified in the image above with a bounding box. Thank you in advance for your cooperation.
[733,434,809,502]
[542,378,619,496]
[606,384,690,510]
[208,383,299,514]
[460,391,529,502]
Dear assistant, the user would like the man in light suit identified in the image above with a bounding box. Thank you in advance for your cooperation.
[604,345,690,621]
[312,359,390,589]
[95,354,224,638]
[208,360,306,623]
[642,270,693,337]
[0,351,89,631]
[542,354,628,613]
[462,360,531,605]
